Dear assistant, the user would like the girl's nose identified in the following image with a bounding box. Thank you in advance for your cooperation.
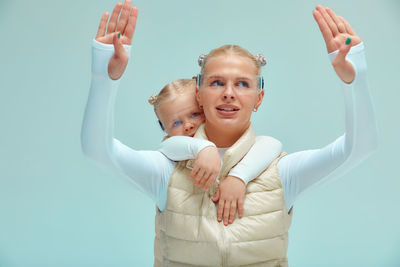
[184,122,194,132]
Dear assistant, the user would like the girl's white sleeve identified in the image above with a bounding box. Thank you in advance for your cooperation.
[278,42,378,211]
[159,136,283,185]
[158,136,216,161]
[229,136,283,184]
[80,40,173,211]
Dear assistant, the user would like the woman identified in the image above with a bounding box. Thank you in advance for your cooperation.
[81,1,378,265]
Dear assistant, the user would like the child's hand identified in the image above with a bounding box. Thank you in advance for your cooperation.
[212,176,246,226]
[190,146,220,191]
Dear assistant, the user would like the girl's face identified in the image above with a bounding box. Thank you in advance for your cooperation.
[158,91,205,137]
[196,54,264,136]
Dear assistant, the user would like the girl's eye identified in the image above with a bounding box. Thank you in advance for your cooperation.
[173,120,182,127]
[190,112,200,118]
[210,80,224,87]
[237,81,249,87]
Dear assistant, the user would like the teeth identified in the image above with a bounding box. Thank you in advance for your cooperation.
[219,108,236,111]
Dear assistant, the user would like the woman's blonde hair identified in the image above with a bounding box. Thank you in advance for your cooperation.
[198,45,267,75]
[148,78,197,129]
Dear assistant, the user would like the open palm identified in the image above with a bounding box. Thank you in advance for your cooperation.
[313,5,362,83]
[95,0,138,80]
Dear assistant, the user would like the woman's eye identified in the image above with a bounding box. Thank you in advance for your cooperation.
[237,81,249,87]
[210,80,224,87]
[190,112,200,118]
[173,120,182,127]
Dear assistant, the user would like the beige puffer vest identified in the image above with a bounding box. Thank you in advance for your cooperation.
[154,124,292,267]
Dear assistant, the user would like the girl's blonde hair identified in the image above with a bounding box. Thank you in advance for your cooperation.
[148,78,197,119]
[198,45,267,75]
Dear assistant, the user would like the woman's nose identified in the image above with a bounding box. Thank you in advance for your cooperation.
[222,84,235,101]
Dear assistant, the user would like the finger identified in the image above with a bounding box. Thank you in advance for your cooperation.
[228,201,237,224]
[325,7,346,33]
[124,7,138,43]
[112,32,125,57]
[217,199,224,222]
[313,9,333,43]
[332,37,352,65]
[194,169,206,186]
[338,16,356,35]
[197,175,208,189]
[190,166,200,180]
[116,0,132,34]
[238,197,244,218]
[212,188,220,202]
[107,2,123,34]
[316,5,338,36]
[199,172,213,189]
[223,201,230,226]
[96,12,109,39]
[203,173,216,190]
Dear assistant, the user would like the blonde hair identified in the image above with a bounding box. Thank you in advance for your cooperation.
[198,45,267,75]
[148,78,197,119]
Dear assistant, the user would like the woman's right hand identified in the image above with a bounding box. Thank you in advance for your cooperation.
[95,0,138,80]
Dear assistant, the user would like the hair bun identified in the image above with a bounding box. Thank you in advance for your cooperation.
[148,94,158,105]
[198,54,208,67]
[255,54,267,67]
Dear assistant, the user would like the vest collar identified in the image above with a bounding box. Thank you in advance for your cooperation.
[188,123,256,182]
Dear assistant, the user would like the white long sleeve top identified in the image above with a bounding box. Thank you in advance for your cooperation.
[81,39,378,212]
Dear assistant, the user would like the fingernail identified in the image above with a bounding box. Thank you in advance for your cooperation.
[118,32,121,39]
[345,37,351,45]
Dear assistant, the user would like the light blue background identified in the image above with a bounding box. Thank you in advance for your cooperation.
[1,0,399,266]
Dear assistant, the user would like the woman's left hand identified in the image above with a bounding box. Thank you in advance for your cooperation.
[313,5,362,83]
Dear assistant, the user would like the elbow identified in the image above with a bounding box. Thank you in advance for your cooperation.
[80,129,116,168]
[81,130,93,159]
[366,127,379,156]
[80,126,99,160]
[359,134,379,161]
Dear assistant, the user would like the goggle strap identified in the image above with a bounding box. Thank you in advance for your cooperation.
[158,120,165,131]
[196,74,202,87]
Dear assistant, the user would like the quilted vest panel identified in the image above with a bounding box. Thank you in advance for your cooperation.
[154,124,292,267]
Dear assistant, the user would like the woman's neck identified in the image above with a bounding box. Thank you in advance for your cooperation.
[204,121,250,148]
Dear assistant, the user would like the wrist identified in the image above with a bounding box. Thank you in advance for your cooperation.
[226,176,246,186]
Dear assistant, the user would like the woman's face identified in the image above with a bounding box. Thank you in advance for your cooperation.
[196,54,264,136]
[158,91,205,137]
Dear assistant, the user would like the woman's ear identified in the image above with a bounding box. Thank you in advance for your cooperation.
[196,87,202,107]
[254,89,265,110]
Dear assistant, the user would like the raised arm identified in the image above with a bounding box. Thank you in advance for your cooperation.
[278,6,378,212]
[81,1,173,211]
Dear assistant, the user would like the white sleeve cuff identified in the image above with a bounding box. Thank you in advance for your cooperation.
[327,42,366,87]
[91,39,132,77]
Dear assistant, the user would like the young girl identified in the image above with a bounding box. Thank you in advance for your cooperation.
[148,77,283,224]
